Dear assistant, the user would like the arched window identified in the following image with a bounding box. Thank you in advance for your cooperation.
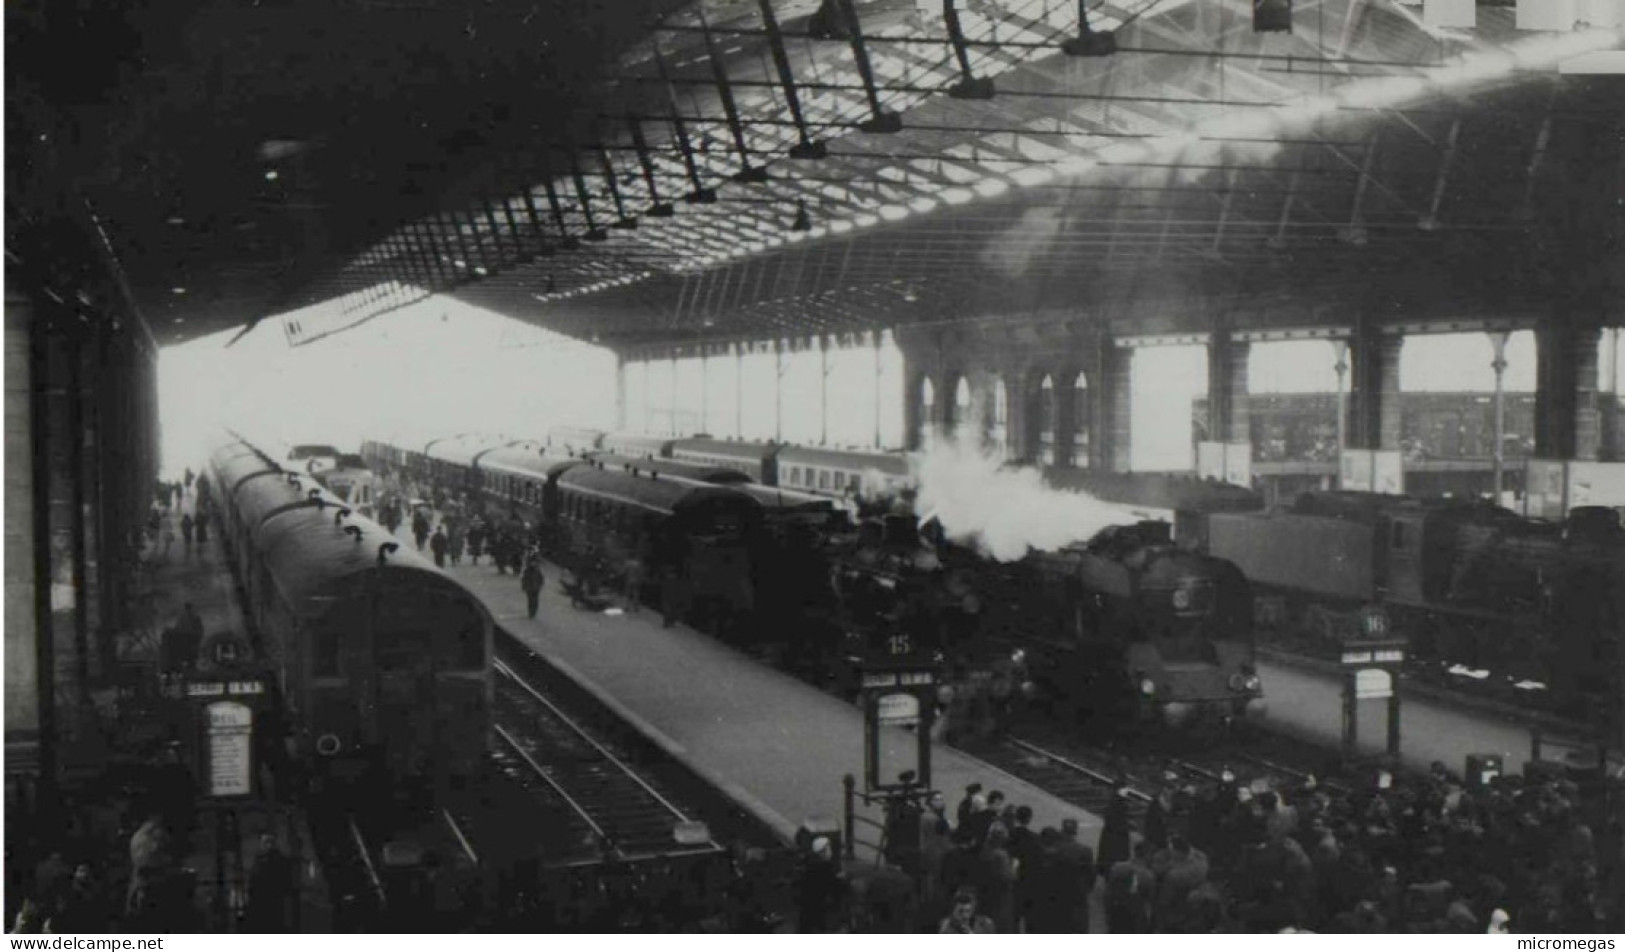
[1071,371,1090,468]
[1038,374,1056,465]
[951,376,973,446]
[918,376,936,451]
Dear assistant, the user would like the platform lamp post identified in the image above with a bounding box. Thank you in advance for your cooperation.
[1333,339,1350,489]
[1488,331,1510,501]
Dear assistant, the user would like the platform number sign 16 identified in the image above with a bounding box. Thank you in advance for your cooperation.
[1361,608,1388,638]
[887,633,913,657]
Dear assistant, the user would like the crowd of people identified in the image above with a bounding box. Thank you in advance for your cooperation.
[819,760,1623,934]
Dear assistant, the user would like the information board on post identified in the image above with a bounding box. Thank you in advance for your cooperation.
[860,664,937,794]
[205,700,254,798]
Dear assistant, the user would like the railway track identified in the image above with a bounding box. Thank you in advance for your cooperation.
[956,721,1356,837]
[490,657,723,864]
[956,733,1155,822]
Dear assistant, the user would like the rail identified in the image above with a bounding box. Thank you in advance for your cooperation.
[346,815,387,908]
[492,659,723,862]
[493,723,611,843]
[1006,737,1154,802]
[494,660,710,829]
[441,808,479,867]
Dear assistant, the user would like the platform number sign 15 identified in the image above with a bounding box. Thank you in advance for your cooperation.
[887,633,913,657]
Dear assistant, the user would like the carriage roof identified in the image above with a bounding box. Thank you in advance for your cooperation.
[557,464,759,516]
[254,508,473,622]
[477,444,582,481]
[598,432,677,457]
[775,445,910,476]
[670,437,777,462]
[587,452,753,485]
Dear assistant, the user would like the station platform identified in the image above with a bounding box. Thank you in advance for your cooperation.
[54,487,330,932]
[432,551,1104,859]
[1255,657,1603,776]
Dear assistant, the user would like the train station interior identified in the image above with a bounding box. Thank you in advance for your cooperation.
[7,0,1625,936]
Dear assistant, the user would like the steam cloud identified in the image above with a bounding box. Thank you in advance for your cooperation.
[912,438,1144,562]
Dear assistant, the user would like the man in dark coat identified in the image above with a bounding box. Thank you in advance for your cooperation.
[796,837,843,933]
[1097,787,1134,876]
[956,783,983,833]
[1007,806,1040,930]
[412,509,430,551]
[1054,817,1098,932]
[429,526,448,568]
[521,559,546,619]
[245,834,297,932]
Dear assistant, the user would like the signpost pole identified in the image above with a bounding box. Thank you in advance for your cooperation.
[1342,672,1358,760]
[1387,691,1402,759]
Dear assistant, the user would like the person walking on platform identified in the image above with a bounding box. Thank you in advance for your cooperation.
[180,512,195,553]
[621,557,644,613]
[194,509,208,545]
[412,509,430,552]
[448,525,465,566]
[521,559,545,619]
[430,525,448,568]
[466,519,486,566]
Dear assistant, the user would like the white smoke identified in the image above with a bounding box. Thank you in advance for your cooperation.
[911,438,1143,562]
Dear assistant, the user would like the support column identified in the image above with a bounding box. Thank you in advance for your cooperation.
[1004,368,1025,462]
[699,349,710,435]
[774,340,785,443]
[1094,342,1133,473]
[1535,319,1603,460]
[1347,329,1403,451]
[640,360,651,432]
[1206,335,1252,444]
[1489,332,1510,498]
[668,353,678,435]
[1055,372,1077,469]
[5,285,43,785]
[873,332,883,450]
[735,344,744,440]
[615,353,627,433]
[819,335,830,447]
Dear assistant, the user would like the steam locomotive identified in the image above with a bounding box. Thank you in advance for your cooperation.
[1207,491,1625,712]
